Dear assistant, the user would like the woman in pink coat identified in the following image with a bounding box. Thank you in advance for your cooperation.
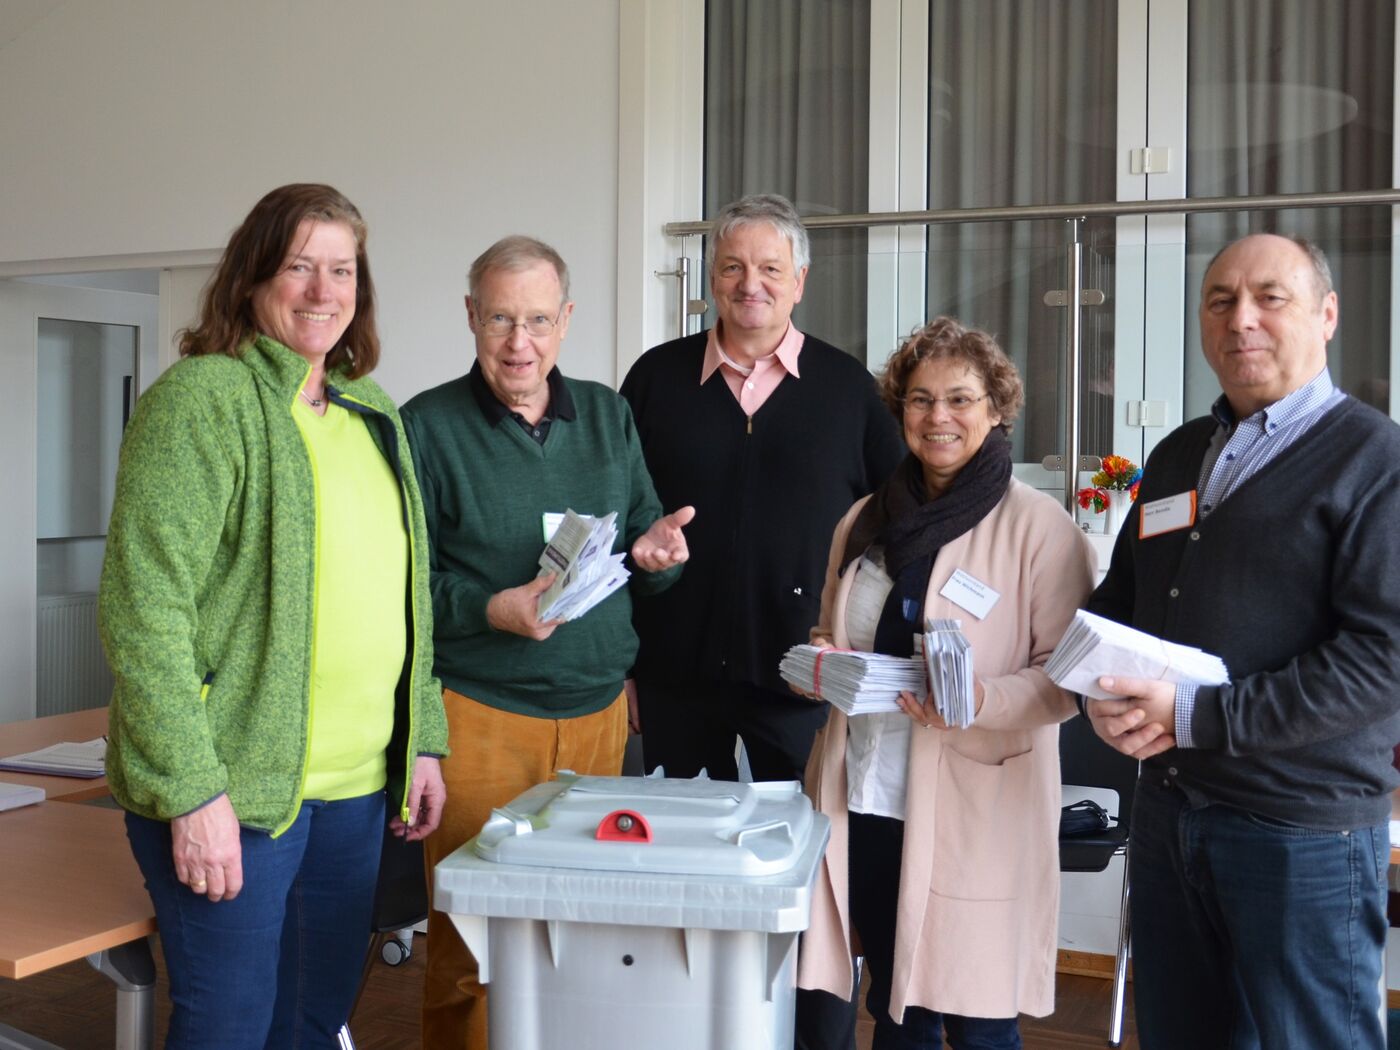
[796,317,1095,1049]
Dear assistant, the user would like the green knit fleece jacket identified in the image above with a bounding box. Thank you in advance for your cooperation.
[99,336,448,834]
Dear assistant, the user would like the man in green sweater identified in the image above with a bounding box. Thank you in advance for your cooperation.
[401,235,693,1050]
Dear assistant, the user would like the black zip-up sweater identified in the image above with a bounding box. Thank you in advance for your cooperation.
[620,331,905,694]
[1087,396,1400,830]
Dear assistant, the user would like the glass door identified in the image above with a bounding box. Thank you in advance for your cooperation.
[0,278,157,723]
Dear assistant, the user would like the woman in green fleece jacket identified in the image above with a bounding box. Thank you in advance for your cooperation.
[98,184,449,1049]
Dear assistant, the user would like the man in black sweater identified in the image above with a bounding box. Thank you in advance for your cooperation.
[621,194,904,785]
[1086,233,1400,1050]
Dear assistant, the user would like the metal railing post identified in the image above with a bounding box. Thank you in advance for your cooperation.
[1063,219,1084,513]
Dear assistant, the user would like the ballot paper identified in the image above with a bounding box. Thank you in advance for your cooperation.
[924,618,976,729]
[1045,609,1229,700]
[0,737,107,778]
[535,509,630,622]
[778,644,926,716]
[0,782,45,811]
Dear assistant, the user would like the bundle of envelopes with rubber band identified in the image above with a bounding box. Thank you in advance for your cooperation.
[778,645,924,715]
[780,619,977,727]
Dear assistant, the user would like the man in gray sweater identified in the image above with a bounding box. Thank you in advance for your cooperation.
[1086,233,1400,1050]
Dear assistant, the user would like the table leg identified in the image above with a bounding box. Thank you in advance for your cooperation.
[87,937,156,1050]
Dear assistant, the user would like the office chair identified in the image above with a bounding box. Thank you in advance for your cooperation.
[338,826,430,1049]
[1059,713,1138,1048]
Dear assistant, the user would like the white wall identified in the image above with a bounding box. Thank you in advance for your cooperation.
[0,0,624,398]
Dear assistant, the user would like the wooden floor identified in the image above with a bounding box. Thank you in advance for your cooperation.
[0,933,1137,1049]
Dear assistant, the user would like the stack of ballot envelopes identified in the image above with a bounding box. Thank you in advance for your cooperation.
[1046,609,1229,700]
[780,619,977,727]
[535,509,630,622]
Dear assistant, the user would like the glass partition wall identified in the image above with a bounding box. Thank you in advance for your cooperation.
[680,0,1398,501]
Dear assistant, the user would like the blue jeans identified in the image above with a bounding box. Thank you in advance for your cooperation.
[126,791,385,1050]
[1130,776,1387,1050]
[848,812,1022,1050]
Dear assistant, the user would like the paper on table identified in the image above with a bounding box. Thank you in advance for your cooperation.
[1046,610,1229,700]
[0,782,45,811]
[0,737,107,778]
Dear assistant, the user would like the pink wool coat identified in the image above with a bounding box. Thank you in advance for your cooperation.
[797,478,1095,1021]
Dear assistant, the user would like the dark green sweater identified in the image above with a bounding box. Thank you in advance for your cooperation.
[402,367,678,717]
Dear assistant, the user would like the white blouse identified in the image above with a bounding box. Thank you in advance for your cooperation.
[842,550,913,820]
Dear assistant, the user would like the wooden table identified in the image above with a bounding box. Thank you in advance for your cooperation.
[0,761,154,1049]
[0,707,109,803]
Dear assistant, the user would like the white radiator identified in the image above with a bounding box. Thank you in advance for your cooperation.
[36,592,113,716]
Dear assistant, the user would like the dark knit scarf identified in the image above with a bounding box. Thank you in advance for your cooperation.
[841,428,1012,656]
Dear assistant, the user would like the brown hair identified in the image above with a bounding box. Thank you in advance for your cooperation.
[878,316,1024,431]
[179,183,380,378]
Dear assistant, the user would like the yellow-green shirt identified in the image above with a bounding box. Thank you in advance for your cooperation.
[294,399,407,800]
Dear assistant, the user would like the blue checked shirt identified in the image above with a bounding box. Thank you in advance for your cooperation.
[1172,368,1345,747]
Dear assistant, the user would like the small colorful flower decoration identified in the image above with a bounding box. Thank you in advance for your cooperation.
[1076,454,1142,514]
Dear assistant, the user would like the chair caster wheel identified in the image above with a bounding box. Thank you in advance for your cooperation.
[380,938,412,966]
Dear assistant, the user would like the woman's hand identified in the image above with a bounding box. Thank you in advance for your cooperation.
[391,756,446,841]
[898,689,948,730]
[171,793,243,902]
[897,680,985,729]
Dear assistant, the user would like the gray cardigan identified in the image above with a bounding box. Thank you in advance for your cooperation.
[1087,396,1400,830]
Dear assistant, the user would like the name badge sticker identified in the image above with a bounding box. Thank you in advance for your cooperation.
[1138,491,1197,539]
[939,568,1001,621]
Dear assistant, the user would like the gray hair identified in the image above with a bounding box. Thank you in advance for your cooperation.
[1203,233,1334,304]
[468,235,571,305]
[705,193,811,275]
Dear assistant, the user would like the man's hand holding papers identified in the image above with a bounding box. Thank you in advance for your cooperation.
[488,573,565,640]
[1086,677,1179,761]
[534,510,632,624]
[1046,609,1230,760]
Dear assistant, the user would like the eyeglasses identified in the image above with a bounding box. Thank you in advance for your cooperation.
[902,393,990,415]
[476,311,562,338]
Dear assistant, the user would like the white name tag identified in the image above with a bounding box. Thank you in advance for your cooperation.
[1139,491,1197,539]
[542,512,565,542]
[939,568,1000,621]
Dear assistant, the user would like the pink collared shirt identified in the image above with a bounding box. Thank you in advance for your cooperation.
[700,322,805,416]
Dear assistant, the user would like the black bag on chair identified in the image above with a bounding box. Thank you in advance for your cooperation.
[1060,798,1111,837]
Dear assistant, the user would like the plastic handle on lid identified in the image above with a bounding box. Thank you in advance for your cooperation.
[595,808,653,843]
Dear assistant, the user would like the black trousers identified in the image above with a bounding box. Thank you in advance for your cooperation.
[635,675,830,783]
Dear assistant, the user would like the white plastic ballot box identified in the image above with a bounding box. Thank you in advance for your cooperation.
[434,773,831,1050]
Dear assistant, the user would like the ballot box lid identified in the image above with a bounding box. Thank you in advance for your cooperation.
[433,774,829,931]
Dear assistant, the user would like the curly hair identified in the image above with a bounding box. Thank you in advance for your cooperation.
[179,183,380,379]
[877,316,1024,432]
